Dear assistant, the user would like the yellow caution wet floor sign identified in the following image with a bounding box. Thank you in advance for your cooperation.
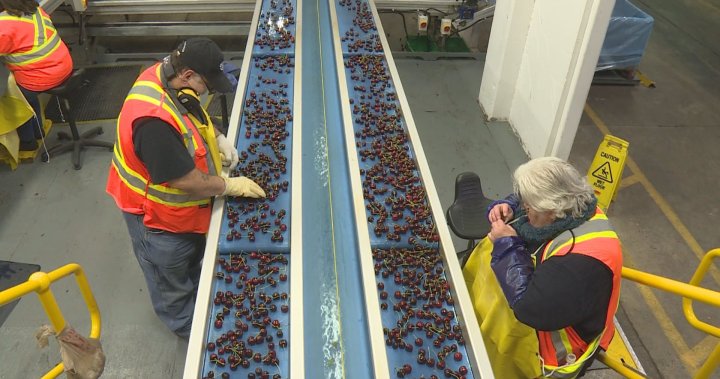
[588,135,629,211]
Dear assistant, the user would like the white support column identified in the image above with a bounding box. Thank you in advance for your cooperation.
[478,0,534,120]
[479,0,615,160]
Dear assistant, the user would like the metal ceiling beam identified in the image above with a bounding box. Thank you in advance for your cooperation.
[83,21,251,36]
[80,0,456,15]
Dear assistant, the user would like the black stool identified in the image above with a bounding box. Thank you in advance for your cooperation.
[446,172,494,266]
[41,69,113,170]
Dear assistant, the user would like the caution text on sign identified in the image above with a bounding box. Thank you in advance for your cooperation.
[587,135,629,211]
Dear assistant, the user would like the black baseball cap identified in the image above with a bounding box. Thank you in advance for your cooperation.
[175,38,233,93]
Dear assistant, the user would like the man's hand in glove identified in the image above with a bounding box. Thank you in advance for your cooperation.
[216,134,239,170]
[222,176,266,198]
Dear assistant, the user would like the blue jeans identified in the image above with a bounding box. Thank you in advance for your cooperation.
[17,85,43,143]
[122,212,205,337]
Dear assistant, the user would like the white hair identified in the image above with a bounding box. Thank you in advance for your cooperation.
[513,157,595,219]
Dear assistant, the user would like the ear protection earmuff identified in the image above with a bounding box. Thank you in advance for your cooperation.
[161,55,208,125]
[177,87,207,125]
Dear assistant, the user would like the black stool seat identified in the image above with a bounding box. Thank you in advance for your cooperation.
[41,68,113,170]
[446,172,494,265]
[45,69,87,96]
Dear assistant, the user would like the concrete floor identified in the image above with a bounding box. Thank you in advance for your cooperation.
[1,0,719,378]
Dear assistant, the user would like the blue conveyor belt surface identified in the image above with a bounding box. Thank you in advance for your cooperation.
[201,253,291,378]
[199,0,298,377]
[219,56,295,253]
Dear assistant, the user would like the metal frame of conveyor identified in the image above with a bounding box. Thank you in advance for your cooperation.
[184,0,304,376]
[83,0,257,14]
[58,0,457,61]
[39,0,67,13]
[328,0,494,377]
[80,0,456,15]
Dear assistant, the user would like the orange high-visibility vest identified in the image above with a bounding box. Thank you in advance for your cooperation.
[535,208,622,378]
[106,63,218,234]
[0,7,72,91]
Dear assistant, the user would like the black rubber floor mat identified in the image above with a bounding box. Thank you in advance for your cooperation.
[0,260,40,327]
[45,65,143,122]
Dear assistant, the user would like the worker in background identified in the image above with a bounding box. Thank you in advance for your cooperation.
[106,38,265,338]
[0,0,73,151]
[485,157,623,378]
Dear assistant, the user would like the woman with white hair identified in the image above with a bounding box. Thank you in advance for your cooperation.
[486,157,623,378]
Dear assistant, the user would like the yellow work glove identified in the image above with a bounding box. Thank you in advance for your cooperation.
[222,176,266,198]
[216,134,239,170]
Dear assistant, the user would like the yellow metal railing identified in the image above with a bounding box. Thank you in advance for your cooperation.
[600,249,720,378]
[683,248,720,379]
[0,263,101,379]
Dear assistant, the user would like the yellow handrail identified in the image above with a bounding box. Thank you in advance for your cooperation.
[0,263,101,378]
[682,248,720,379]
[621,267,720,308]
[621,249,720,379]
[682,249,720,337]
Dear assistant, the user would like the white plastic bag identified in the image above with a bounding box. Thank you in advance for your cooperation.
[36,324,105,379]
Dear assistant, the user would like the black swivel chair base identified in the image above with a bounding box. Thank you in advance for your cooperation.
[39,69,113,170]
[42,126,113,170]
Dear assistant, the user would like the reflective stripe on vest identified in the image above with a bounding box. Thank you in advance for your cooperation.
[539,332,603,379]
[550,331,570,366]
[117,77,218,177]
[0,10,63,66]
[120,80,199,153]
[111,78,217,208]
[537,210,620,378]
[542,212,616,261]
[110,153,208,206]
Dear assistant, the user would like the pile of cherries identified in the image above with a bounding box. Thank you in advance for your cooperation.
[339,0,376,33]
[255,0,296,51]
[374,247,470,379]
[226,55,294,245]
[202,252,290,379]
[345,54,439,246]
[341,28,383,54]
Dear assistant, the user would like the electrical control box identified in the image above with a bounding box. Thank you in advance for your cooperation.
[417,14,428,32]
[440,18,452,35]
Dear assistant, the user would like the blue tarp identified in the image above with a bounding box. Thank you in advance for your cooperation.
[597,0,654,71]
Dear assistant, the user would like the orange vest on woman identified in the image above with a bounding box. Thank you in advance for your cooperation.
[106,63,218,234]
[0,7,72,91]
[535,208,622,378]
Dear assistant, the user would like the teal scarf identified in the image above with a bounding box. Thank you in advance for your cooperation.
[512,196,598,251]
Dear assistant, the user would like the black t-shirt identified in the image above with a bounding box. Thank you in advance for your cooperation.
[512,253,613,343]
[132,117,195,184]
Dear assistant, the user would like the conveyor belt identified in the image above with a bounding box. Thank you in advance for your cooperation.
[185,0,494,377]
[184,0,302,376]
[329,0,493,377]
[59,0,457,49]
